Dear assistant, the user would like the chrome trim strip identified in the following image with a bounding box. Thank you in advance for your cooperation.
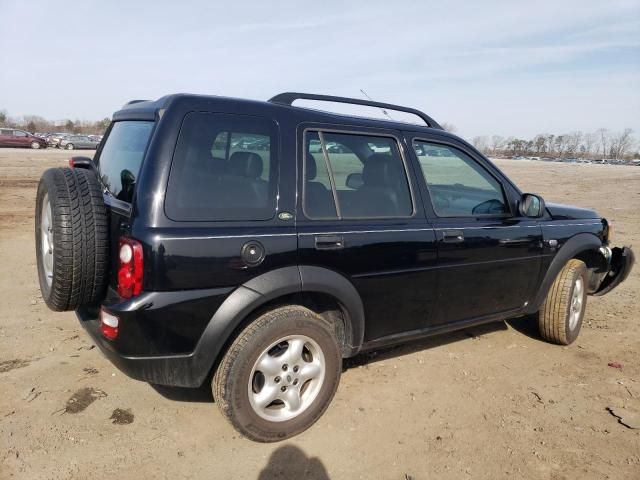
[159,233,297,240]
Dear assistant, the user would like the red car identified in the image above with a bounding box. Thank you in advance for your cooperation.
[0,128,47,149]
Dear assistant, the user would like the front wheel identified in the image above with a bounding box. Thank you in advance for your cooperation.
[65,143,74,150]
[213,306,342,442]
[538,259,588,345]
[30,141,41,149]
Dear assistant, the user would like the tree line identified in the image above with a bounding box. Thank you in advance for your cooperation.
[470,129,637,161]
[2,108,637,161]
[0,110,110,135]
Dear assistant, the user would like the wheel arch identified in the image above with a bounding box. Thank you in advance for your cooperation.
[190,265,365,386]
[526,232,603,314]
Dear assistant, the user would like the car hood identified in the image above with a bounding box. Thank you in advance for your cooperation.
[545,202,599,220]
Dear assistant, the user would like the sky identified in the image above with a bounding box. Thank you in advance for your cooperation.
[0,0,639,139]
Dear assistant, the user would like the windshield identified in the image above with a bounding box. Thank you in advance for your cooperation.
[96,121,154,203]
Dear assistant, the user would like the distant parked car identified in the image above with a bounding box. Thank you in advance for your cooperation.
[59,135,99,150]
[0,128,47,149]
[47,133,71,148]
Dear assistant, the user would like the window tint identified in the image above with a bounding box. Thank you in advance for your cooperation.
[413,141,507,217]
[166,112,277,221]
[97,121,154,203]
[304,131,412,219]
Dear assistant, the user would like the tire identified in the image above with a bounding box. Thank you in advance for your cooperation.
[213,306,342,442]
[35,167,109,311]
[65,143,74,150]
[30,141,41,149]
[538,259,588,345]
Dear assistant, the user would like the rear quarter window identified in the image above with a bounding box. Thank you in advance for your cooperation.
[165,112,278,222]
[96,121,154,203]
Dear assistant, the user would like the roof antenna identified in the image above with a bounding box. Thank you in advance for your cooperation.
[360,89,394,121]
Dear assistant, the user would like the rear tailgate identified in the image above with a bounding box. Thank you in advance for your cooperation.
[94,120,154,291]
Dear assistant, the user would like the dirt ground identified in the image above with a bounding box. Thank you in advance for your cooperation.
[0,148,638,480]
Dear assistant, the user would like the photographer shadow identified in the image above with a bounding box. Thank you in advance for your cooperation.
[258,444,330,480]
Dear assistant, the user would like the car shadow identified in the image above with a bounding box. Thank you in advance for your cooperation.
[150,382,214,403]
[505,314,542,341]
[150,318,534,403]
[257,445,330,480]
[342,320,509,371]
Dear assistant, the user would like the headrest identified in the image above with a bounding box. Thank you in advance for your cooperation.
[228,151,263,178]
[306,152,317,180]
[362,154,402,187]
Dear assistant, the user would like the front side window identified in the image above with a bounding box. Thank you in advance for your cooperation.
[97,121,154,203]
[165,112,277,221]
[14,130,27,137]
[304,131,412,219]
[413,141,507,217]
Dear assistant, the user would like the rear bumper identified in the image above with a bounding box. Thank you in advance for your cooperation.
[593,246,635,296]
[76,306,204,388]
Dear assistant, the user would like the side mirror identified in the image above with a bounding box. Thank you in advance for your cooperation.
[519,193,546,218]
[346,172,364,190]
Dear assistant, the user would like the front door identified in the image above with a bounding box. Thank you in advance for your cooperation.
[409,137,543,325]
[296,126,439,342]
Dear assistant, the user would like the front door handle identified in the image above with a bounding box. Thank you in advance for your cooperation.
[315,235,344,250]
[442,229,464,243]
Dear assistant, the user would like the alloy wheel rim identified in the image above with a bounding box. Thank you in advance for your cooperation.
[40,194,54,287]
[248,335,326,422]
[569,277,583,330]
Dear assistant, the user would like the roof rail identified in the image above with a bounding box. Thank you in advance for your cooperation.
[268,92,442,129]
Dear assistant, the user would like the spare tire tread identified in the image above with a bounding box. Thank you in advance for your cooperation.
[36,167,109,311]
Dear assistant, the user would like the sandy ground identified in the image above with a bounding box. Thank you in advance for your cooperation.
[0,148,638,480]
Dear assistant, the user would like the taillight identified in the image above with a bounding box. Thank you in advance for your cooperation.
[100,308,119,340]
[117,237,143,299]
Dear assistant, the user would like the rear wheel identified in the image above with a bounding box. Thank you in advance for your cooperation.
[35,167,109,311]
[538,259,588,345]
[213,306,341,442]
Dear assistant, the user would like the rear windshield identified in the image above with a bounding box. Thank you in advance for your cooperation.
[97,121,154,203]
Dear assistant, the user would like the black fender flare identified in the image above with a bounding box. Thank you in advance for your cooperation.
[189,265,365,386]
[525,233,602,314]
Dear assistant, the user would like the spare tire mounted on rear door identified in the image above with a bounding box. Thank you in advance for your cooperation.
[35,167,109,311]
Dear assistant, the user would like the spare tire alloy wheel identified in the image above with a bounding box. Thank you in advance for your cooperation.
[40,194,54,288]
[35,167,109,311]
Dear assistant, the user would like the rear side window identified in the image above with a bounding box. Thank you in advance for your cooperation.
[165,112,277,222]
[97,121,154,203]
[304,131,412,219]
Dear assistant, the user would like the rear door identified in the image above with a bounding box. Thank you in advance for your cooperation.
[296,125,438,343]
[0,129,13,146]
[409,136,543,325]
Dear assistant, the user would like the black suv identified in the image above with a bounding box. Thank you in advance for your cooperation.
[35,93,634,442]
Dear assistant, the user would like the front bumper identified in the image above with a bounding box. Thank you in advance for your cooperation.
[593,246,635,296]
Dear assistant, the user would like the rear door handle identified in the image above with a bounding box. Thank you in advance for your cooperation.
[315,235,344,250]
[441,229,464,243]
[499,238,531,246]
